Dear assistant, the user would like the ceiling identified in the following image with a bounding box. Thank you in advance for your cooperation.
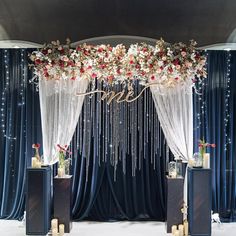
[1,0,236,47]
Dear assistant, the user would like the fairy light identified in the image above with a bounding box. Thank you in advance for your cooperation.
[224,51,231,151]
[1,50,8,135]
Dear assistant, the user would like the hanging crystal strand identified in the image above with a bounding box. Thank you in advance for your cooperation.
[111,97,116,177]
[113,98,118,181]
[121,93,126,175]
[138,86,143,171]
[82,96,88,181]
[123,96,127,171]
[102,88,106,163]
[105,94,109,163]
[97,82,102,165]
[133,86,138,172]
[129,95,133,176]
[135,82,139,173]
[117,97,122,162]
[143,89,147,161]
[150,91,154,165]
[115,100,119,173]
[85,96,90,182]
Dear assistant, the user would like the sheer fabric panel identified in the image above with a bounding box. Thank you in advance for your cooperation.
[39,79,88,164]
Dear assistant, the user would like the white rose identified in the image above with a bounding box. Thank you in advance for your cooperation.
[158,61,163,66]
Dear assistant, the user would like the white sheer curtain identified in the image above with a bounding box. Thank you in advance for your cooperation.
[150,81,193,162]
[150,81,193,218]
[39,78,88,165]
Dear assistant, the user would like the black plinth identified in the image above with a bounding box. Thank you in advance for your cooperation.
[53,175,72,233]
[26,166,51,235]
[188,167,212,236]
[166,176,184,233]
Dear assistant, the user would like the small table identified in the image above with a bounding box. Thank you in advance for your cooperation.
[166,176,184,233]
[53,175,73,233]
[188,167,212,236]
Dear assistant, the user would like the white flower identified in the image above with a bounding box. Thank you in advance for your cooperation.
[158,61,164,66]
[61,56,69,62]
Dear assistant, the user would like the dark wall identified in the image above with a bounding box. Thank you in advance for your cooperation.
[0,0,236,45]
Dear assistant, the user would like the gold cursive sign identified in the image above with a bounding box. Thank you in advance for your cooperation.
[76,82,160,105]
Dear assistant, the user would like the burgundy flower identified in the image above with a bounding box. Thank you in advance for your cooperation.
[173,59,180,66]
[32,143,40,149]
[35,59,41,65]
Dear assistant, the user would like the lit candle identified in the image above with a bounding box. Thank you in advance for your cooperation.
[51,219,58,232]
[36,160,41,168]
[184,220,188,236]
[174,230,180,236]
[188,158,195,167]
[59,224,65,236]
[52,228,58,236]
[203,153,210,169]
[31,157,38,168]
[170,170,177,178]
[171,225,177,235]
[178,224,184,236]
[58,167,65,178]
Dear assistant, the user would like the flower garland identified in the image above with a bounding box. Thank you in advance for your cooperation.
[29,38,207,87]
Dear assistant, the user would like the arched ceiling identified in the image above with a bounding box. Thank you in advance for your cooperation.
[1,0,236,47]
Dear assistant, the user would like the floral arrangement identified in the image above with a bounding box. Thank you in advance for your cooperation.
[56,144,71,168]
[29,39,207,87]
[32,143,41,161]
[198,139,216,157]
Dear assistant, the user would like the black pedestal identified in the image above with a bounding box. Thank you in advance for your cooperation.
[53,175,72,233]
[166,176,184,233]
[188,167,212,236]
[26,166,51,235]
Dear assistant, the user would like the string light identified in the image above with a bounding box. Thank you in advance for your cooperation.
[224,51,231,151]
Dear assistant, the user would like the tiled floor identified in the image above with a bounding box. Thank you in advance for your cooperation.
[0,220,236,235]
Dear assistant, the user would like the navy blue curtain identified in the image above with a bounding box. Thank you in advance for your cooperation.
[193,51,236,222]
[0,49,236,222]
[0,49,41,219]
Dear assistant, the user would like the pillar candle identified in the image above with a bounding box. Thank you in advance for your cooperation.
[188,158,195,167]
[31,157,38,168]
[59,224,65,236]
[171,225,177,235]
[170,170,177,178]
[35,160,41,168]
[52,228,58,236]
[184,220,189,236]
[174,230,180,236]
[58,167,65,178]
[51,219,58,232]
[203,153,210,169]
[178,224,184,236]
